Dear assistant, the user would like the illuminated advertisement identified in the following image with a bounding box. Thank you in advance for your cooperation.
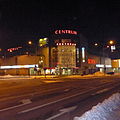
[57,44,76,68]
[39,38,48,47]
[7,46,22,52]
[82,47,85,62]
[88,59,96,64]
[0,64,38,69]
[55,30,77,35]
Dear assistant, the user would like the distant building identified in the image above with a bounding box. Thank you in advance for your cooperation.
[111,59,120,73]
[0,29,112,75]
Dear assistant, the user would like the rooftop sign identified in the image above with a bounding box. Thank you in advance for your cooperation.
[55,30,77,35]
[88,59,96,64]
[39,38,48,47]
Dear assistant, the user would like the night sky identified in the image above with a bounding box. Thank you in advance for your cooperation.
[0,0,120,48]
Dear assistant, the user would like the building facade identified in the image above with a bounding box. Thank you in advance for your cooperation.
[0,29,112,75]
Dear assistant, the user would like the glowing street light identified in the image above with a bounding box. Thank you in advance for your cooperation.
[109,40,114,45]
[94,43,98,46]
[28,41,32,45]
[108,40,116,52]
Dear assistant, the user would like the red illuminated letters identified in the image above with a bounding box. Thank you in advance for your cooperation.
[88,59,96,64]
[54,30,77,35]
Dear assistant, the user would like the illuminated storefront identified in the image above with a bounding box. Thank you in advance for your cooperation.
[56,43,76,68]
[111,59,120,72]
[51,29,80,75]
[84,54,112,74]
[55,42,76,75]
[0,29,112,75]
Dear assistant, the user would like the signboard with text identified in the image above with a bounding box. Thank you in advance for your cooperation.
[55,30,77,35]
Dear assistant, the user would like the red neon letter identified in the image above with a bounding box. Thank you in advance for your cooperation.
[68,30,71,34]
[55,30,58,34]
[74,31,77,34]
[59,30,61,34]
[62,30,66,34]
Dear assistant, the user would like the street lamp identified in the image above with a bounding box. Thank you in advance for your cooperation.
[94,43,98,46]
[108,40,116,52]
[28,41,32,45]
[109,40,114,45]
[102,40,116,74]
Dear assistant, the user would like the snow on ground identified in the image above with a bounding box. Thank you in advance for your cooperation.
[1,74,29,78]
[0,71,109,79]
[74,93,120,120]
[93,71,106,76]
[3,74,13,77]
[0,75,31,80]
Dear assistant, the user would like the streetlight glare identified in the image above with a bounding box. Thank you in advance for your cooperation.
[44,38,48,40]
[94,43,98,46]
[28,41,32,45]
[109,40,114,45]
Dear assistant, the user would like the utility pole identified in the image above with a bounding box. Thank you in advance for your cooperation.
[49,38,52,74]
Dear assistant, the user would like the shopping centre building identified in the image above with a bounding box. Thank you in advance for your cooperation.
[0,30,112,75]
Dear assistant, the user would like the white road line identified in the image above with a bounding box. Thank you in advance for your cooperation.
[92,88,112,95]
[20,99,32,104]
[46,111,65,120]
[18,90,88,114]
[19,85,116,114]
[46,106,77,120]
[0,99,32,112]
[0,103,27,112]
[0,88,70,112]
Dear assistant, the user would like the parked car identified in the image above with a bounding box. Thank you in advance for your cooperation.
[106,72,114,75]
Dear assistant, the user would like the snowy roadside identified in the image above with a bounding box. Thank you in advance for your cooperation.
[0,71,115,80]
[0,75,31,79]
[74,93,120,120]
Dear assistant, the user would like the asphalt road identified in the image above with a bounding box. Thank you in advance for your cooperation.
[0,75,120,120]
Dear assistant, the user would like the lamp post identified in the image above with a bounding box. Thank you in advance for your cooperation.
[109,40,114,45]
[109,40,116,52]
[103,40,116,74]
[102,46,107,74]
[27,40,38,55]
[94,42,110,74]
[27,38,48,76]
[94,40,116,74]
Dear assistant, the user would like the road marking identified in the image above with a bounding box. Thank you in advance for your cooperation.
[43,80,62,83]
[64,89,70,92]
[46,106,77,120]
[0,88,71,112]
[96,88,110,94]
[20,99,32,104]
[92,88,112,95]
[0,99,31,112]
[18,90,88,114]
[18,84,117,114]
[0,103,29,112]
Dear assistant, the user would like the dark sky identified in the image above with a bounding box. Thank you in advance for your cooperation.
[0,0,120,48]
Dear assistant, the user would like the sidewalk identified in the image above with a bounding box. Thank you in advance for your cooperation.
[0,71,116,80]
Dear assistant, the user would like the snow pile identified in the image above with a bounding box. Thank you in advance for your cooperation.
[3,74,13,77]
[93,71,106,76]
[74,93,120,120]
[0,75,31,80]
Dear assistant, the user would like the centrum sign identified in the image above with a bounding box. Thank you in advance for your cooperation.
[55,30,77,35]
